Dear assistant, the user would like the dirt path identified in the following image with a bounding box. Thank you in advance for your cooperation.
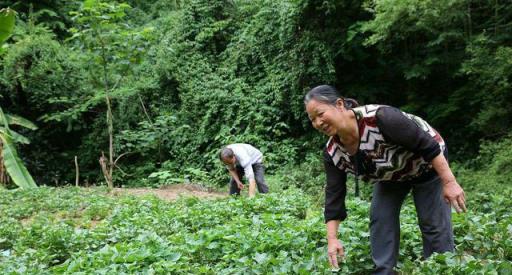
[112,184,226,201]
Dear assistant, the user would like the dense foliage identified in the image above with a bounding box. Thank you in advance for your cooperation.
[0,0,511,186]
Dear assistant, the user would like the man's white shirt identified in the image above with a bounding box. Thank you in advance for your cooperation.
[226,143,263,180]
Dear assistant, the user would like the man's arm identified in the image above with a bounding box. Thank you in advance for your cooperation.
[243,165,256,197]
[227,166,244,190]
[248,178,256,197]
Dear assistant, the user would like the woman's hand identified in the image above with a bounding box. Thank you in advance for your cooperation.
[443,180,467,213]
[431,154,467,213]
[327,238,345,269]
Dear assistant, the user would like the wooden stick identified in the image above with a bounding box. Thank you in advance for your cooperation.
[75,156,79,187]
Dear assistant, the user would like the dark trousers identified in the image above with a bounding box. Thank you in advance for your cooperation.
[229,163,269,195]
[370,175,454,275]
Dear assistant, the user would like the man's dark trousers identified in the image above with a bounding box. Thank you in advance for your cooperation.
[229,163,269,195]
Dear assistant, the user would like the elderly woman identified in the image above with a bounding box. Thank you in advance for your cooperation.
[304,85,466,274]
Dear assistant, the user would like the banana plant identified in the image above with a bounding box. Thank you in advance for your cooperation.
[0,8,38,188]
[0,7,16,54]
[0,108,38,189]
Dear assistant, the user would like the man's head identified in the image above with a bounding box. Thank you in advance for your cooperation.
[219,147,236,165]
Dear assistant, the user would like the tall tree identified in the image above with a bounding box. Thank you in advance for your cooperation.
[68,0,152,187]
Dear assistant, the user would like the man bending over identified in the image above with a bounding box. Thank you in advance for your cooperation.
[219,144,270,197]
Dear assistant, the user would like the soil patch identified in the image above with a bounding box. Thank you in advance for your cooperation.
[112,184,226,201]
[20,217,33,226]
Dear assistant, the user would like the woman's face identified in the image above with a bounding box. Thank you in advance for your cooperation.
[305,99,344,136]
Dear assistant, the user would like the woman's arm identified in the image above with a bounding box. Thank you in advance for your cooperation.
[376,106,467,212]
[326,219,344,268]
[323,150,348,268]
[431,153,467,212]
[376,106,440,162]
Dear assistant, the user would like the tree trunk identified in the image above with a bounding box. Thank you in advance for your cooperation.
[106,95,114,189]
[100,35,114,189]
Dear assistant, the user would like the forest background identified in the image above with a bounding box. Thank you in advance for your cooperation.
[1,0,511,191]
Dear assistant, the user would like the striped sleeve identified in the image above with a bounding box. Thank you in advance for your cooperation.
[376,107,441,162]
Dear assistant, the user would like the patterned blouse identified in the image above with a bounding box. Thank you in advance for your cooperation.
[323,105,445,222]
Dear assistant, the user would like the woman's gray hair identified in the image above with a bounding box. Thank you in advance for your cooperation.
[304,85,359,108]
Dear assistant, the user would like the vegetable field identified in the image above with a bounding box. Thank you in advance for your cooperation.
[1,184,510,274]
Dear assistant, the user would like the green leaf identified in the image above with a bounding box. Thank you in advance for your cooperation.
[8,130,30,144]
[254,252,268,264]
[84,0,98,9]
[5,114,37,130]
[0,108,9,129]
[167,252,181,262]
[0,133,37,189]
[0,8,16,45]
